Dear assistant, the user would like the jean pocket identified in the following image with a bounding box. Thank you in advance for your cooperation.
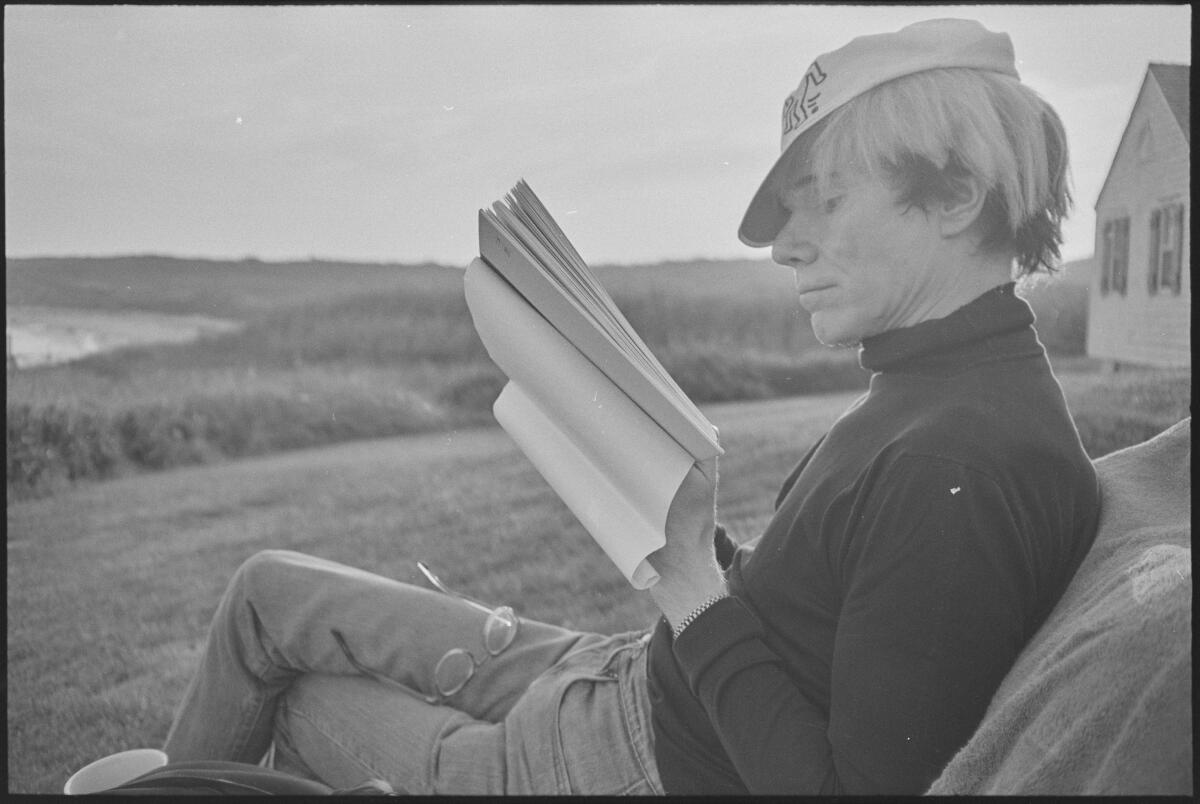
[505,634,658,795]
[552,669,655,795]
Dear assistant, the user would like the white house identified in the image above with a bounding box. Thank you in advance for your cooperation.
[1087,63,1190,368]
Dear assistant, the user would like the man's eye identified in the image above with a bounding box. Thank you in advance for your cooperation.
[822,196,843,213]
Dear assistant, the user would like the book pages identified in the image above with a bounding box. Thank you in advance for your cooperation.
[465,258,694,588]
[479,210,721,461]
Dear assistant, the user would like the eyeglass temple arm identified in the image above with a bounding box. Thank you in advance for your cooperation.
[331,628,438,704]
[416,562,495,615]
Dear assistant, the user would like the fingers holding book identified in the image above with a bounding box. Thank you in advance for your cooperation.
[646,457,727,627]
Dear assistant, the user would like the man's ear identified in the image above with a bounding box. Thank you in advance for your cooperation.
[936,173,989,238]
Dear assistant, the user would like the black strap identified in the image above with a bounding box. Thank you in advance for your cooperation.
[98,761,335,795]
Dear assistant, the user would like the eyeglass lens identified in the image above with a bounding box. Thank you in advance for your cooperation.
[334,565,522,702]
[483,606,519,654]
[432,606,520,696]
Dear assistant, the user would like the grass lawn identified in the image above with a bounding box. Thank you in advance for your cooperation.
[6,391,853,793]
[6,362,1190,793]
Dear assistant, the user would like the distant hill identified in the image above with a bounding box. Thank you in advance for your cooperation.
[594,257,791,300]
[7,253,1089,339]
[5,254,790,321]
[4,255,463,321]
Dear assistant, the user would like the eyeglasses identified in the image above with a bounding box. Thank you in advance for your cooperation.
[332,561,520,704]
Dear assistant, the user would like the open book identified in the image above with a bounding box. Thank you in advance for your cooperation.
[464,181,722,589]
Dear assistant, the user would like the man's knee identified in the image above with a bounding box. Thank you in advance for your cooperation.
[230,549,306,601]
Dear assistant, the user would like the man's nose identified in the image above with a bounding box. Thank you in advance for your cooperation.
[771,214,818,268]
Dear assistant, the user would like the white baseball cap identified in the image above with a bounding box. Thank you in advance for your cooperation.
[738,18,1019,247]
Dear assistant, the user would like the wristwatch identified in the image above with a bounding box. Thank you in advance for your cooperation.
[672,591,729,639]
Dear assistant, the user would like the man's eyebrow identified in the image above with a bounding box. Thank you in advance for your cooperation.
[783,174,815,192]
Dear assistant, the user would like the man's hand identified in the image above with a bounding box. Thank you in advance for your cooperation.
[646,456,727,628]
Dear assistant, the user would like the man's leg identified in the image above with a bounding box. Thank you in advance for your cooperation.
[270,672,510,793]
[163,549,598,763]
[267,630,662,794]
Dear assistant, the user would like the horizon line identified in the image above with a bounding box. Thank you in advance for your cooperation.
[5,250,1096,269]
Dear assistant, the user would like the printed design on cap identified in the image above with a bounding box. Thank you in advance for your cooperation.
[782,61,828,136]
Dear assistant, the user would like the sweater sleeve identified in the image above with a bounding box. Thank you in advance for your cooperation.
[670,455,1035,794]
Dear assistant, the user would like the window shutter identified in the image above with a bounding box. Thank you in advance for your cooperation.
[1116,218,1130,295]
[1123,218,1131,294]
[1148,209,1161,294]
[1100,221,1111,294]
[1168,204,1184,294]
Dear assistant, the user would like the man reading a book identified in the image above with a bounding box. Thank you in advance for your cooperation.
[163,18,1099,794]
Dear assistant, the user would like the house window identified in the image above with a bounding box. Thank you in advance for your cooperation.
[1148,203,1185,295]
[1100,217,1130,296]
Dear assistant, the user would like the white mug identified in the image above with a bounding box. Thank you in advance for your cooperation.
[63,748,168,795]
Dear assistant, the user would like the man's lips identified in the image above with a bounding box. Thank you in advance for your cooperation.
[795,283,835,297]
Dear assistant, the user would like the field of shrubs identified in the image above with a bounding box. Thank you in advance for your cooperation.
[9,254,1185,502]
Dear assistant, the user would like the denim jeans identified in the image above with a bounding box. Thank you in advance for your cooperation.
[163,549,664,794]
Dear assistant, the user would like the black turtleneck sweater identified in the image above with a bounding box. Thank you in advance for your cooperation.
[645,283,1100,794]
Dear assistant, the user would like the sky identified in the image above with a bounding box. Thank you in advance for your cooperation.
[4,5,1192,267]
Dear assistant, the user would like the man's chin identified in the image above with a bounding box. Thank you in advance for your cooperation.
[812,333,862,350]
[810,318,863,350]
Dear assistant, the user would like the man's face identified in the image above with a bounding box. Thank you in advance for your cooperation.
[770,159,947,347]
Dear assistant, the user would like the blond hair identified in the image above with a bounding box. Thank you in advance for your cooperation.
[807,68,1071,275]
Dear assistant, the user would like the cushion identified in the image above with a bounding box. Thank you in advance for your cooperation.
[928,417,1192,795]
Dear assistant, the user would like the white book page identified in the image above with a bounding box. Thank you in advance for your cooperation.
[464,258,695,588]
[494,384,681,589]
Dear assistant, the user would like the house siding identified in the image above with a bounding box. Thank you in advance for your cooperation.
[1088,70,1191,368]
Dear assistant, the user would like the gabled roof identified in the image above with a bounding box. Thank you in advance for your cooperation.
[1094,63,1191,210]
[1148,62,1190,144]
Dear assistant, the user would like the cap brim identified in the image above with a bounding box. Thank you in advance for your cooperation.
[737,151,792,247]
[737,120,823,248]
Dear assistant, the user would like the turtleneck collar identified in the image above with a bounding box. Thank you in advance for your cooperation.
[859,282,1043,375]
